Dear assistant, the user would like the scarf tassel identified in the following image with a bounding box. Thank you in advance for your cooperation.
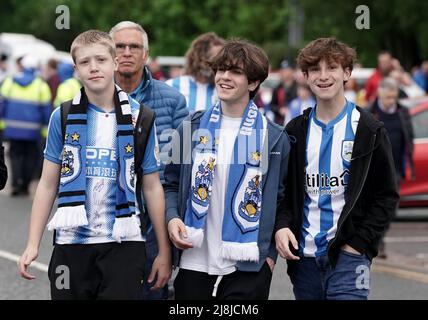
[112,215,141,243]
[221,242,259,262]
[47,205,88,231]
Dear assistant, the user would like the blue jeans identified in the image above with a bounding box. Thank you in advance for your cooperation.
[292,250,371,300]
[142,228,168,300]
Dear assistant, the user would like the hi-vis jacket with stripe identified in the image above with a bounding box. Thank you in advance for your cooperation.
[0,71,52,140]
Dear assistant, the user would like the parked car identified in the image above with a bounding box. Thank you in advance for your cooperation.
[399,96,428,207]
[260,68,428,207]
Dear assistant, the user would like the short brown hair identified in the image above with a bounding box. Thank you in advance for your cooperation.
[70,30,116,63]
[210,39,269,99]
[185,32,225,78]
[297,37,356,74]
[47,58,58,70]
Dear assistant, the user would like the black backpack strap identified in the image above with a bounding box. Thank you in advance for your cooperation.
[134,103,156,236]
[60,100,73,142]
[53,100,72,245]
[191,110,205,121]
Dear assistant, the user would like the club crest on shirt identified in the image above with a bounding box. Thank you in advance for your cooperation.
[130,162,135,188]
[60,144,81,185]
[124,156,135,192]
[341,140,354,163]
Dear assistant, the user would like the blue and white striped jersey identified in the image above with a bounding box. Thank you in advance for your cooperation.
[44,98,160,244]
[301,101,360,257]
[165,75,217,113]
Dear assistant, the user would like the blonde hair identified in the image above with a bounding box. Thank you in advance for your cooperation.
[70,30,116,63]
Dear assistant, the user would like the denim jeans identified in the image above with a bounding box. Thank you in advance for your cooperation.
[292,250,371,300]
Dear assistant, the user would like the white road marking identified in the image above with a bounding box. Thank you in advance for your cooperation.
[372,264,428,285]
[416,253,428,259]
[384,236,428,243]
[0,249,48,272]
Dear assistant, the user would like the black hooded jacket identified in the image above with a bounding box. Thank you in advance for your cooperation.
[0,136,7,190]
[274,106,399,278]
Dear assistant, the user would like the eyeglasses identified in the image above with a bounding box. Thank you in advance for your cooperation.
[115,43,144,53]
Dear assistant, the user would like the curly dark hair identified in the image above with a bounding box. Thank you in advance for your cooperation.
[297,37,357,74]
[210,38,269,99]
[185,32,225,80]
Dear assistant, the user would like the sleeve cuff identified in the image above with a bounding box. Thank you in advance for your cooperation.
[267,243,278,263]
[347,234,369,255]
[273,218,290,235]
[143,166,160,175]
[166,208,180,224]
[44,154,62,164]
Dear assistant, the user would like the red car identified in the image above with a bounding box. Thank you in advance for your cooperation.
[399,96,428,207]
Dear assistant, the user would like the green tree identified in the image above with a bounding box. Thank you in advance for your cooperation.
[1,0,426,70]
[300,0,428,69]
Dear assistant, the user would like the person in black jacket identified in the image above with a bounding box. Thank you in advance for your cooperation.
[369,77,415,258]
[274,38,399,300]
[0,135,7,190]
[269,60,298,125]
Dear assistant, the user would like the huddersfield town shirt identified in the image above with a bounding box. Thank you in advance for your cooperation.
[44,98,160,244]
[166,75,217,113]
[301,100,360,257]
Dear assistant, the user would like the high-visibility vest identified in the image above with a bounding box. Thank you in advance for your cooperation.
[0,76,52,140]
[54,78,81,107]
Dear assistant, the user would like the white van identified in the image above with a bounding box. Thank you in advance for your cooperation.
[0,33,57,75]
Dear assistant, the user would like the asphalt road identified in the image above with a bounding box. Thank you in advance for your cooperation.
[1,190,428,300]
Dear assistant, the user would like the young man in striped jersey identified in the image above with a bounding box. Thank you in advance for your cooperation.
[275,38,399,300]
[166,32,225,114]
[18,30,171,299]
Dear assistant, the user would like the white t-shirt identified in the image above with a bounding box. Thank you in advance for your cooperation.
[180,115,242,275]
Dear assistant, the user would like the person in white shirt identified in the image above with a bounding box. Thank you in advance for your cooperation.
[165,39,290,300]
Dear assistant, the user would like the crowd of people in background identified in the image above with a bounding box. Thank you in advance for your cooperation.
[0,38,425,199]
[259,50,427,127]
[1,41,426,197]
[0,29,424,301]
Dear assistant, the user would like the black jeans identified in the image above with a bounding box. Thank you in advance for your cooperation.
[9,139,39,192]
[174,262,273,300]
[48,242,146,300]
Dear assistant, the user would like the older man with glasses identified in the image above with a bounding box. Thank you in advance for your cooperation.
[110,21,188,300]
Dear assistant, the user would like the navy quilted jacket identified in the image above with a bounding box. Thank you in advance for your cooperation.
[130,67,188,181]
